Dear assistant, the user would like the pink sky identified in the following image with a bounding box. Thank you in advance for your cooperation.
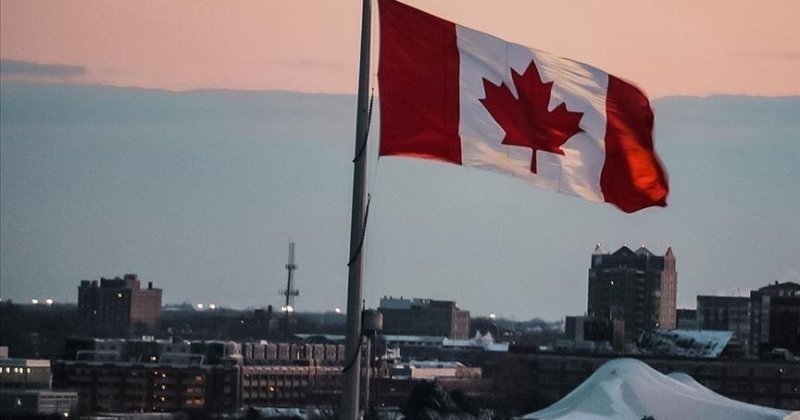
[2,0,798,97]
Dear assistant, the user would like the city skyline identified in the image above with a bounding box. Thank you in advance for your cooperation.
[2,85,798,320]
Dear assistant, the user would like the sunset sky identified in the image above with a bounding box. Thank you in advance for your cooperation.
[1,1,798,319]
[2,0,799,97]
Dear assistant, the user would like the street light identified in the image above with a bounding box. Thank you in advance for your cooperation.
[31,299,39,305]
[45,299,54,305]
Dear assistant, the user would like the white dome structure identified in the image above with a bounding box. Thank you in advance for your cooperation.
[523,358,794,420]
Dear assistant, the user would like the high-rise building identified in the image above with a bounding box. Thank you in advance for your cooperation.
[587,245,677,343]
[378,297,470,339]
[77,274,162,337]
[749,281,800,357]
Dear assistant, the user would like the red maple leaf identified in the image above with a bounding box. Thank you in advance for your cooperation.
[480,62,584,173]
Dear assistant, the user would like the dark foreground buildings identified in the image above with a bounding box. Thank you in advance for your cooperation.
[53,338,344,413]
[0,356,78,417]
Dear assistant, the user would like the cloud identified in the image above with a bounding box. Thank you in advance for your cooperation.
[0,59,85,80]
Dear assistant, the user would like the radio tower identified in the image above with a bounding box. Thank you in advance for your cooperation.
[280,242,299,340]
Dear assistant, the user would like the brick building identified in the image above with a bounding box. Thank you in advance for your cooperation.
[378,297,470,339]
[77,274,162,337]
[52,338,345,414]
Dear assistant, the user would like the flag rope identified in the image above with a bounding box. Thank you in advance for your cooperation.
[347,194,371,268]
[352,89,375,164]
[348,88,374,269]
[340,301,365,373]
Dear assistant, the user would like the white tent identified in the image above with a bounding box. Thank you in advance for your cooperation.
[523,358,795,420]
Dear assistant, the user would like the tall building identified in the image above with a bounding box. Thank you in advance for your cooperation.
[587,245,677,343]
[77,274,162,337]
[749,281,800,357]
[697,295,750,355]
[378,297,470,339]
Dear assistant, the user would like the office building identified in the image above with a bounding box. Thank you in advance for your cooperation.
[749,281,800,357]
[587,245,677,343]
[697,295,750,355]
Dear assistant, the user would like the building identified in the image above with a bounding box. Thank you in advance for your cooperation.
[676,308,698,330]
[378,297,470,339]
[587,245,677,343]
[78,274,162,337]
[0,357,78,417]
[0,358,51,390]
[53,338,346,414]
[53,358,238,413]
[697,295,750,355]
[563,316,625,353]
[749,281,800,357]
[388,361,481,380]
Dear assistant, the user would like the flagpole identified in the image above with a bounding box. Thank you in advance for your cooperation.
[342,0,372,418]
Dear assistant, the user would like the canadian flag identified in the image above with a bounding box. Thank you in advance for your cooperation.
[378,0,669,213]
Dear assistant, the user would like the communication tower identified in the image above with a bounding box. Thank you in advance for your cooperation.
[279,242,299,339]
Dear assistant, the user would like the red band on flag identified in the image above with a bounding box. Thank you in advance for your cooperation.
[378,0,462,164]
[601,76,669,213]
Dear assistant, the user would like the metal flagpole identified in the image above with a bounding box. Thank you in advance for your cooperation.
[342,0,372,418]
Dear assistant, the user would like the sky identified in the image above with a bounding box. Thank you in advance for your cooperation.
[2,0,799,97]
[1,1,799,320]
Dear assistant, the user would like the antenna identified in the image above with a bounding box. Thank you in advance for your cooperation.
[280,242,299,340]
